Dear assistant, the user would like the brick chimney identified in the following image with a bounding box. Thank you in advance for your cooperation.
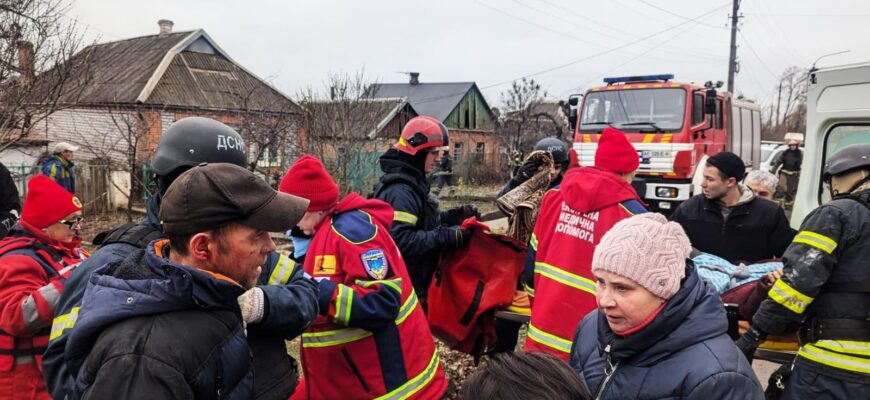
[409,72,420,85]
[17,41,34,88]
[158,19,174,37]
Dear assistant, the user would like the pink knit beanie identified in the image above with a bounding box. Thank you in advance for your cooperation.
[592,213,691,299]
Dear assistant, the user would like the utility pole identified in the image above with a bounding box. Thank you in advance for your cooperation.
[726,0,741,94]
[775,80,783,130]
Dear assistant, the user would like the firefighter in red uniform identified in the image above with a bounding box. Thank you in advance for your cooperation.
[0,176,86,399]
[280,155,446,400]
[523,127,645,361]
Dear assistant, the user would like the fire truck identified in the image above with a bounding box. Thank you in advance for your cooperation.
[569,74,762,213]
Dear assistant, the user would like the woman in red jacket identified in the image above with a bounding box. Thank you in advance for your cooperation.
[281,155,446,400]
[0,176,86,400]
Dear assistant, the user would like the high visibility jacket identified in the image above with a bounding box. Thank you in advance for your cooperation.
[298,193,446,400]
[523,167,645,360]
[41,156,75,194]
[752,190,870,382]
[0,222,84,400]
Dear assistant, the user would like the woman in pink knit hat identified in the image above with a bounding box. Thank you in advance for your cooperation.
[568,213,764,400]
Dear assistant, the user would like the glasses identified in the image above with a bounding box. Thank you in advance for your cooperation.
[59,216,83,230]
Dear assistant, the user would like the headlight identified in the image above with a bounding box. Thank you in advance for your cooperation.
[656,187,678,198]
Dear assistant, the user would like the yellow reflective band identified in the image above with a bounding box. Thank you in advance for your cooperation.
[302,327,372,348]
[355,278,403,295]
[523,282,535,297]
[799,343,870,374]
[793,230,838,254]
[534,262,597,295]
[267,255,295,285]
[334,285,354,325]
[49,306,80,341]
[529,233,538,251]
[393,211,418,225]
[376,350,441,400]
[768,279,813,315]
[527,324,571,354]
[812,340,870,357]
[396,291,418,325]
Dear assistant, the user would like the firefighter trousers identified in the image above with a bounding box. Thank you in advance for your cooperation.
[782,364,870,400]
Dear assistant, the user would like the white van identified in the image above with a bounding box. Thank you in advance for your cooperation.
[792,62,870,228]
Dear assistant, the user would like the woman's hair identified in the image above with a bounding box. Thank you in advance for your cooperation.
[460,351,591,400]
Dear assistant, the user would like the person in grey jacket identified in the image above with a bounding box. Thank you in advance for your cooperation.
[569,213,763,399]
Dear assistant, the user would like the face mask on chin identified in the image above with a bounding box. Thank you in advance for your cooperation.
[287,226,312,259]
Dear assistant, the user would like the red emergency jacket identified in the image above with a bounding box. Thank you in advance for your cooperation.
[0,221,85,400]
[297,193,446,400]
[522,167,645,360]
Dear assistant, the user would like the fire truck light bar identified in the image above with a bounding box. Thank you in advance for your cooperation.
[603,74,674,85]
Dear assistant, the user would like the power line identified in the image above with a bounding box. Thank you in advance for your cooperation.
[635,0,727,30]
[737,30,780,79]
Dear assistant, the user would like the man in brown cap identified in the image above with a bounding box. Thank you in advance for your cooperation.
[59,163,310,400]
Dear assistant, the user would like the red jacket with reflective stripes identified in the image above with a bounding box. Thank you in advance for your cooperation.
[523,167,645,360]
[297,193,446,400]
[0,220,84,397]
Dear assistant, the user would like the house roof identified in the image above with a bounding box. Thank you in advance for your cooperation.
[367,82,483,122]
[302,97,416,139]
[53,30,300,113]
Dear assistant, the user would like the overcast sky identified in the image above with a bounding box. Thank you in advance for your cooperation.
[67,0,870,111]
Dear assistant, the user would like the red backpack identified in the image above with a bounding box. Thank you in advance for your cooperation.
[426,218,526,357]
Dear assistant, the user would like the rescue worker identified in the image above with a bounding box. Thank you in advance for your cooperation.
[60,163,309,399]
[498,136,569,197]
[41,142,77,194]
[0,175,86,400]
[523,127,646,361]
[770,139,803,209]
[670,151,794,264]
[280,155,447,400]
[737,143,870,399]
[0,161,20,237]
[43,117,320,400]
[371,115,479,311]
[432,153,454,197]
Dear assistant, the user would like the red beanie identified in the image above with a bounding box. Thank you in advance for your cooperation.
[595,127,639,174]
[21,175,83,229]
[279,155,339,211]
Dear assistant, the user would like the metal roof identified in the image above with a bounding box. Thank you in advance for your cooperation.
[367,82,476,122]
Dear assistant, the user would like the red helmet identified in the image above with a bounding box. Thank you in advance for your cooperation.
[394,116,449,156]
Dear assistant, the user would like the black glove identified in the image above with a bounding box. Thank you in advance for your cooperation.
[451,227,473,249]
[443,205,480,226]
[514,158,543,183]
[735,326,767,364]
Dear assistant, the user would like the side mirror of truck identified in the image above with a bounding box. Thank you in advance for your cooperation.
[705,88,717,115]
[567,94,582,131]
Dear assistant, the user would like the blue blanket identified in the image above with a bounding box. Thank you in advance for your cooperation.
[692,253,782,293]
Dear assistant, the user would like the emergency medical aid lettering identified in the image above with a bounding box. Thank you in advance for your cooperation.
[217,134,244,151]
[555,202,599,243]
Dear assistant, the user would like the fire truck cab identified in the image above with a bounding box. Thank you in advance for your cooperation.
[570,74,762,213]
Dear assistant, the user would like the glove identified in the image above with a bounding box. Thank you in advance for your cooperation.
[515,158,544,182]
[238,287,265,324]
[735,326,766,363]
[451,228,473,248]
[443,205,480,226]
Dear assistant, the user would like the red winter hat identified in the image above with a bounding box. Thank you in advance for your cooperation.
[279,155,339,211]
[595,127,639,174]
[21,175,83,229]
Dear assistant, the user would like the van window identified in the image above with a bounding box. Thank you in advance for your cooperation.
[820,124,870,203]
[692,93,704,126]
[715,99,723,129]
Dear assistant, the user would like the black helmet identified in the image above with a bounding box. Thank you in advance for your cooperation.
[150,117,248,176]
[534,137,569,164]
[823,143,870,181]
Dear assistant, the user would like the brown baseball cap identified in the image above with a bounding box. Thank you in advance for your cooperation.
[159,163,309,235]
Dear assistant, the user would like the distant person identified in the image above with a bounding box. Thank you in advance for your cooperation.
[59,163,309,399]
[744,170,778,202]
[432,153,455,196]
[570,213,763,399]
[42,142,77,194]
[770,139,803,208]
[461,352,591,400]
[0,161,20,237]
[0,175,86,400]
[670,152,794,264]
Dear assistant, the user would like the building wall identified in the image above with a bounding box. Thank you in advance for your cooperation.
[32,107,140,165]
[449,129,506,183]
[444,89,495,131]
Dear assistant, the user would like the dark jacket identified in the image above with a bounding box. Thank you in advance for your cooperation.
[569,264,763,400]
[42,155,75,193]
[670,188,794,264]
[63,240,252,399]
[372,152,462,303]
[751,189,870,382]
[772,148,803,173]
[0,162,19,237]
[43,196,320,400]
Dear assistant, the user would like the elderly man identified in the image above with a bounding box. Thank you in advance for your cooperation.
[59,164,310,399]
[744,170,779,201]
[42,142,77,194]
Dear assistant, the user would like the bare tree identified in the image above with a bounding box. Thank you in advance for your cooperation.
[0,0,91,150]
[232,85,301,184]
[496,78,551,155]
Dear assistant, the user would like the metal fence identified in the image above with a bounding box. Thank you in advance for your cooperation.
[7,164,114,214]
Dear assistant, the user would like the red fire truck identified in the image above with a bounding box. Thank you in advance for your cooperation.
[569,74,762,213]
